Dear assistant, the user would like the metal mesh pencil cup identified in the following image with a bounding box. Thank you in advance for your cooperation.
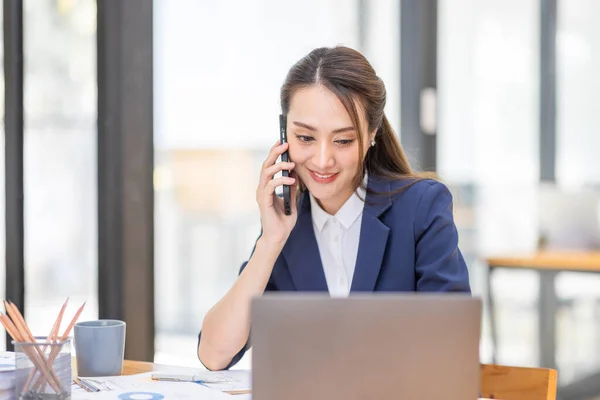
[12,337,71,400]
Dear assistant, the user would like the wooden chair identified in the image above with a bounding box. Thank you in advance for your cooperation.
[481,364,558,400]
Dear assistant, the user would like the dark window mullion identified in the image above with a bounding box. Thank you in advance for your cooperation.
[3,0,25,352]
[400,0,437,172]
[540,0,557,182]
[97,0,155,362]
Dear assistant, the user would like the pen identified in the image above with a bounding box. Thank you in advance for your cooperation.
[151,372,225,384]
[74,377,101,392]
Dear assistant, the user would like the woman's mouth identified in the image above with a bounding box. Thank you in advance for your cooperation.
[309,169,339,184]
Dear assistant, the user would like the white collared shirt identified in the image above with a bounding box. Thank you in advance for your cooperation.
[310,179,367,297]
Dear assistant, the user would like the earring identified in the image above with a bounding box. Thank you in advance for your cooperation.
[370,139,376,147]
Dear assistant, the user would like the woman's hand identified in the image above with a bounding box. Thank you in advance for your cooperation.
[256,140,299,246]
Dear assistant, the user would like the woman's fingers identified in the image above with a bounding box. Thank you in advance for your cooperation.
[264,176,296,197]
[261,142,289,173]
[263,162,295,182]
[258,141,290,188]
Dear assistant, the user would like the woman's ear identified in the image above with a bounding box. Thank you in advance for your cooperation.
[370,128,378,141]
[369,129,377,146]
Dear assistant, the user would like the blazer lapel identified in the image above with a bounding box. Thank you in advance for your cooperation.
[350,176,393,292]
[282,192,329,292]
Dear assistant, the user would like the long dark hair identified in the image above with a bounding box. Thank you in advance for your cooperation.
[280,46,435,198]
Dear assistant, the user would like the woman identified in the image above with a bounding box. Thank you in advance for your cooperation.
[198,46,470,371]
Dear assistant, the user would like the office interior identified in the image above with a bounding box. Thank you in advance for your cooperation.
[1,0,599,399]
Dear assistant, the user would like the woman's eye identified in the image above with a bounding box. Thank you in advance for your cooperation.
[336,139,354,146]
[296,135,314,143]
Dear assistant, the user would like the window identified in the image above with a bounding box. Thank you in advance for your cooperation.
[23,0,98,337]
[153,0,399,367]
[556,0,600,187]
[438,0,540,366]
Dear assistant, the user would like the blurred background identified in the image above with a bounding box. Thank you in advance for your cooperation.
[1,0,600,399]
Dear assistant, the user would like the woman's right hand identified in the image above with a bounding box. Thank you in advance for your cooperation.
[256,140,299,247]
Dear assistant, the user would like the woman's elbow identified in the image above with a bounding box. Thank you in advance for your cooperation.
[198,340,229,371]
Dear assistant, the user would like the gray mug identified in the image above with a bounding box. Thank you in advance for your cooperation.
[74,320,126,377]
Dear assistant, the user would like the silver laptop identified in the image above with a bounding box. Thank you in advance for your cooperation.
[251,293,481,400]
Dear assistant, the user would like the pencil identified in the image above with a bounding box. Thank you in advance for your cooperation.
[0,313,22,341]
[0,312,58,393]
[52,298,69,342]
[25,298,69,391]
[60,302,85,340]
[32,301,86,392]
[0,299,87,394]
[4,301,63,393]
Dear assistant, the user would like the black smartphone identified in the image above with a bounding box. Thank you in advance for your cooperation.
[279,114,291,215]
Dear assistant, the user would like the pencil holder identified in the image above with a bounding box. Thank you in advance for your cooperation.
[13,337,71,400]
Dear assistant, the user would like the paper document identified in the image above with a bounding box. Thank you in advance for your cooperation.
[0,352,15,395]
[0,352,15,372]
[73,372,231,399]
[189,370,251,393]
[229,394,251,400]
[72,382,230,399]
[77,373,157,392]
[78,370,251,392]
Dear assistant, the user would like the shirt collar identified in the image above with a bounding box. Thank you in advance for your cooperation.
[310,172,368,231]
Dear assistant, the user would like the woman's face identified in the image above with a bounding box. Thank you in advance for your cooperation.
[287,85,373,215]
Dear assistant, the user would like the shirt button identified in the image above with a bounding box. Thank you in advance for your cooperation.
[333,235,339,241]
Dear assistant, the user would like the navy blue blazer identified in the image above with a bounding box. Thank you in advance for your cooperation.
[198,175,471,369]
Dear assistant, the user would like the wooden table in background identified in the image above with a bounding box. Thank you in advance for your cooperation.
[486,250,600,400]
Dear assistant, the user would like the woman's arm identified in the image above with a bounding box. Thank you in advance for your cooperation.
[198,140,299,370]
[413,181,471,292]
[198,238,283,370]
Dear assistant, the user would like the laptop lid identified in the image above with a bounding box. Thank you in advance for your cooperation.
[251,293,481,400]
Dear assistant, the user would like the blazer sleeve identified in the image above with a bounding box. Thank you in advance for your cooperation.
[413,181,471,292]
[197,235,278,370]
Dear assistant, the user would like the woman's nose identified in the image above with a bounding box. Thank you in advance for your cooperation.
[314,142,335,170]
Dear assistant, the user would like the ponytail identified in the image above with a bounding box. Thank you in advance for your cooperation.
[363,114,438,197]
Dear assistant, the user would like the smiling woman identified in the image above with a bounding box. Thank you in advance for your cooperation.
[286,85,370,214]
[197,46,471,371]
